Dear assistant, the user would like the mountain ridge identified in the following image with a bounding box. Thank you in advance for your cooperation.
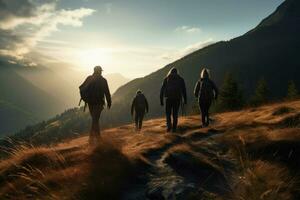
[110,0,300,126]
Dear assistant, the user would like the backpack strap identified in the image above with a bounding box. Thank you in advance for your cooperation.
[83,102,87,112]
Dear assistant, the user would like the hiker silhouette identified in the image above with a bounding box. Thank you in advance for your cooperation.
[194,68,218,127]
[131,90,149,131]
[160,67,187,132]
[79,66,111,145]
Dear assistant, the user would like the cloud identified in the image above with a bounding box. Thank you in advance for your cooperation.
[175,25,201,34]
[180,39,214,56]
[160,39,214,61]
[0,0,95,61]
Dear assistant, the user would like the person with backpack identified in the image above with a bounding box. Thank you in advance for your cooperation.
[131,90,149,131]
[160,67,187,133]
[194,68,218,127]
[79,66,111,145]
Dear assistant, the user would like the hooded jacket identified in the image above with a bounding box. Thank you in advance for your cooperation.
[194,76,218,102]
[160,72,187,104]
[131,92,149,115]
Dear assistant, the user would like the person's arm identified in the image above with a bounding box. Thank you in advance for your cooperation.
[104,80,112,108]
[160,79,167,106]
[145,96,149,113]
[194,81,200,98]
[131,98,135,115]
[212,80,218,100]
[182,78,187,104]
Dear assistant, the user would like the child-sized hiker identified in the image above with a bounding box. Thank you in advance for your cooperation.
[131,90,149,131]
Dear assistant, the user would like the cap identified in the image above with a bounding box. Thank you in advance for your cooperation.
[94,66,103,73]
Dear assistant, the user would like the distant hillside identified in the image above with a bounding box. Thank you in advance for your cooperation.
[108,0,300,124]
[17,67,130,106]
[0,60,129,136]
[0,62,65,135]
[1,100,300,199]
[105,73,130,94]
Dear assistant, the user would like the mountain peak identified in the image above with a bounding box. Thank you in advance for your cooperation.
[257,0,300,28]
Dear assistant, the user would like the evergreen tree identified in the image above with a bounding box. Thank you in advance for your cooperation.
[217,73,244,111]
[250,77,269,106]
[287,80,298,100]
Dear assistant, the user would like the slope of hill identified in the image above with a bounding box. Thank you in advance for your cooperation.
[0,59,130,136]
[16,66,130,106]
[107,0,300,125]
[105,73,130,94]
[1,100,300,199]
[0,62,66,135]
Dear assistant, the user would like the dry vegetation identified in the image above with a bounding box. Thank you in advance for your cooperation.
[1,100,300,199]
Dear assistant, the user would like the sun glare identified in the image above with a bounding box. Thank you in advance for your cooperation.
[78,48,112,71]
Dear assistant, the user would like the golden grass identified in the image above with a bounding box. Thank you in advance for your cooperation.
[230,151,297,200]
[1,99,300,199]
[0,141,138,199]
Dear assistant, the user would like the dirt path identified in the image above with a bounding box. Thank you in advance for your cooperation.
[123,123,234,200]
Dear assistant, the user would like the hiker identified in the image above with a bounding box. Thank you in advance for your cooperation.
[194,68,218,127]
[160,67,187,132]
[79,66,111,145]
[131,90,149,131]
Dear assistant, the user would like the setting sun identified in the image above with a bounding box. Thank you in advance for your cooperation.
[77,48,112,71]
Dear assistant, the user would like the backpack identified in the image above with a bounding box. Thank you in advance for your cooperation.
[134,94,146,110]
[165,75,182,99]
[79,76,104,110]
[199,79,214,101]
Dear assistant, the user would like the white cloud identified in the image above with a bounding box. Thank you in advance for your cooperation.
[0,0,95,61]
[175,25,201,34]
[160,39,214,61]
[180,39,214,56]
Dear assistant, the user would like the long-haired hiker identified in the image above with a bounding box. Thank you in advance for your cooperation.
[194,68,218,127]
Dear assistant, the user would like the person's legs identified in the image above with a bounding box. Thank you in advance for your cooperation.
[172,99,180,132]
[165,98,172,132]
[199,102,206,127]
[138,111,145,130]
[88,104,102,145]
[94,105,101,137]
[134,112,139,131]
[88,104,96,144]
[205,101,212,126]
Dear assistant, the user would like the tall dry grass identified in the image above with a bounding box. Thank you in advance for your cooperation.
[229,136,299,200]
[0,140,137,200]
[0,143,67,199]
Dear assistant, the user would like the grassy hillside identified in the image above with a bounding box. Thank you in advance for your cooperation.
[1,100,300,199]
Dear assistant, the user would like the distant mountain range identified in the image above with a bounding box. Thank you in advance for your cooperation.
[0,61,129,136]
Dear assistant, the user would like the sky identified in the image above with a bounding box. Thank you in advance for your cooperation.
[0,0,284,78]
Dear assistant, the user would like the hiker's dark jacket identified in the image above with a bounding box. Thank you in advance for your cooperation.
[160,73,187,104]
[80,74,111,106]
[194,78,218,102]
[131,93,149,115]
